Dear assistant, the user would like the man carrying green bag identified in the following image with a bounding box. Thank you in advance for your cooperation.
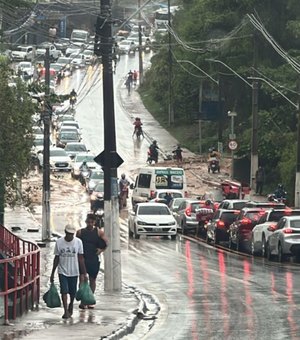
[50,224,88,319]
[76,281,96,306]
[43,283,61,308]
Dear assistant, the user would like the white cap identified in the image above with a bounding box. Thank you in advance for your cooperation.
[65,224,77,234]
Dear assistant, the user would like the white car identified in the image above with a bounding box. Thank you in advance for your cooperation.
[66,42,84,57]
[60,120,81,133]
[11,45,33,61]
[37,147,72,171]
[251,209,300,256]
[117,40,134,54]
[128,203,177,239]
[70,53,86,68]
[36,43,62,60]
[71,153,100,179]
[16,61,34,77]
[82,50,96,64]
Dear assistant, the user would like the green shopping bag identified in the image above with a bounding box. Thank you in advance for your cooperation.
[75,281,96,305]
[43,283,61,308]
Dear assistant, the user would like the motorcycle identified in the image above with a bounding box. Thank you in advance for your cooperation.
[134,126,143,139]
[69,96,76,108]
[147,149,158,165]
[79,169,90,186]
[94,209,104,229]
[144,45,151,53]
[267,193,287,204]
[208,157,220,174]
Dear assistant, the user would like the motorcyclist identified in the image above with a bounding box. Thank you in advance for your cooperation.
[149,140,159,163]
[79,161,90,185]
[274,184,287,199]
[70,88,77,98]
[69,88,77,106]
[172,145,183,162]
[209,147,220,159]
[133,117,143,136]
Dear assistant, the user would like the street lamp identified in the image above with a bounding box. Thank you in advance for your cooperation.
[228,111,237,179]
[248,76,300,207]
[206,58,258,189]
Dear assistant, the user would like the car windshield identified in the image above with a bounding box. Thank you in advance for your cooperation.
[245,212,264,221]
[233,202,247,210]
[20,62,31,68]
[221,211,239,224]
[290,220,300,228]
[172,198,185,209]
[62,122,79,128]
[65,144,86,152]
[58,115,74,122]
[57,58,71,64]
[33,127,43,134]
[191,202,206,212]
[17,47,29,52]
[120,41,131,46]
[90,171,104,180]
[60,132,78,139]
[76,155,94,162]
[33,138,44,146]
[83,50,93,55]
[50,149,67,157]
[158,192,183,199]
[94,182,104,192]
[50,64,62,71]
[138,205,170,215]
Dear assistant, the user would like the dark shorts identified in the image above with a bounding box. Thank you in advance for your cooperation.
[58,274,78,296]
[85,259,100,279]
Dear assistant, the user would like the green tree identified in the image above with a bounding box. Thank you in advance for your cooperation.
[0,61,34,224]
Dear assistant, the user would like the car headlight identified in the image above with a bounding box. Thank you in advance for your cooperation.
[168,221,176,226]
[137,221,147,225]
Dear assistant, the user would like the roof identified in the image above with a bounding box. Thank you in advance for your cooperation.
[281,215,300,221]
[137,202,169,207]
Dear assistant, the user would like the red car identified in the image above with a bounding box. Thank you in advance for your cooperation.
[228,208,266,251]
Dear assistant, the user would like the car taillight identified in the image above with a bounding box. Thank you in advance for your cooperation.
[268,224,277,232]
[185,207,191,217]
[150,190,155,199]
[283,228,293,234]
[217,220,225,228]
[241,218,252,225]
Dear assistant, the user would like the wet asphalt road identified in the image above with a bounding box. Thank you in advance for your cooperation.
[51,55,300,340]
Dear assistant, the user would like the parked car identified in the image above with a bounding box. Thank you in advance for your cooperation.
[206,209,240,245]
[85,169,104,194]
[71,153,100,179]
[11,45,33,61]
[267,216,300,262]
[90,181,104,211]
[128,203,177,239]
[218,199,249,211]
[228,208,266,251]
[64,142,88,160]
[174,199,205,235]
[37,147,71,171]
[251,209,300,256]
[54,114,75,130]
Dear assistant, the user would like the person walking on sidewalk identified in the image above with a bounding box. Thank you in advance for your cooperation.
[76,213,108,308]
[50,224,87,319]
[255,166,265,195]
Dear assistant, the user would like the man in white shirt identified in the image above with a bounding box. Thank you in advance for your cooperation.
[50,224,87,319]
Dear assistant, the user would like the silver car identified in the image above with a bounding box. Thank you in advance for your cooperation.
[267,216,300,262]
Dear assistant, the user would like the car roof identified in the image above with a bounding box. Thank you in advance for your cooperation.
[155,189,183,193]
[222,199,249,203]
[65,142,85,146]
[241,207,266,212]
[281,216,300,221]
[137,202,170,207]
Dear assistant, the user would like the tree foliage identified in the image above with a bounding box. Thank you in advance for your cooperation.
[0,61,35,222]
[141,0,300,199]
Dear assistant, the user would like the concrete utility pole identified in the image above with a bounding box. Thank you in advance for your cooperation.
[168,0,174,125]
[295,79,300,208]
[138,0,143,85]
[96,0,122,291]
[42,47,51,241]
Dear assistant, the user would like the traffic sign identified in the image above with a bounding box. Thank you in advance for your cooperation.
[94,151,124,168]
[228,140,238,150]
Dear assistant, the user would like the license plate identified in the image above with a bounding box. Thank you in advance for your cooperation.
[152,228,160,232]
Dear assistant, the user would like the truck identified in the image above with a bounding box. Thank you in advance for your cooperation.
[70,29,90,44]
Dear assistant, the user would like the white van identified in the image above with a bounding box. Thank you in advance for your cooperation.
[131,167,187,206]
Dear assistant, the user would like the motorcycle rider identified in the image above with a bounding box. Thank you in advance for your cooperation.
[133,117,143,137]
[274,184,287,199]
[149,140,159,163]
[119,174,130,208]
[172,145,183,163]
[69,88,77,106]
[79,160,90,185]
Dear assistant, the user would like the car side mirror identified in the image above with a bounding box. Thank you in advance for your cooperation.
[130,183,134,190]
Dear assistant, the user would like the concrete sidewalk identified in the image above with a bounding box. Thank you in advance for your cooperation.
[1,207,143,340]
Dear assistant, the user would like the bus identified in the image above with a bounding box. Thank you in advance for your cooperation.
[154,6,179,29]
[70,29,90,44]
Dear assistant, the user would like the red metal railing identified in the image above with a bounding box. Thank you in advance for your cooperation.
[0,224,40,325]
